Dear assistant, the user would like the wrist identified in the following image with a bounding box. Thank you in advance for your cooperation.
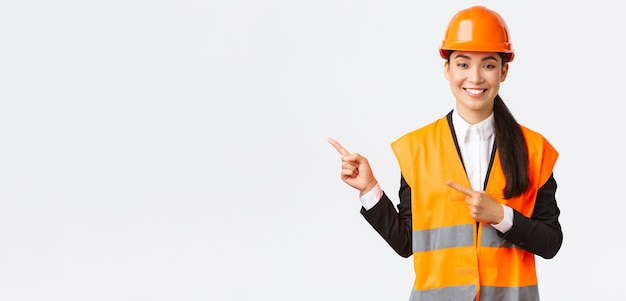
[491,205,514,233]
[360,181,378,197]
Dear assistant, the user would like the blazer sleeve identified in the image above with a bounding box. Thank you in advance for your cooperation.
[501,173,563,259]
[360,175,413,258]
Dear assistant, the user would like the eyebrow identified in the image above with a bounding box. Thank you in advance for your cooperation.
[454,54,498,61]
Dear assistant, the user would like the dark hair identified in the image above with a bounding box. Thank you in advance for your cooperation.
[446,51,530,198]
[493,95,530,198]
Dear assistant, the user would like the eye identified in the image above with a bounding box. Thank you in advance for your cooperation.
[483,63,496,69]
[456,62,468,68]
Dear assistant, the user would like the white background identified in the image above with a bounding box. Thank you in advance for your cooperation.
[0,0,623,300]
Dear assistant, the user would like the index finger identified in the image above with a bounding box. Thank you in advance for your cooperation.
[327,137,351,156]
[446,180,473,196]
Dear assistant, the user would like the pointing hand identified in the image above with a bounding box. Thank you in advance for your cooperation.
[446,180,504,224]
[328,137,378,196]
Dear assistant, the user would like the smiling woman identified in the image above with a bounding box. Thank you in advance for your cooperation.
[328,6,562,301]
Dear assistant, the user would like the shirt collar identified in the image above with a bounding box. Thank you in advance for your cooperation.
[452,109,495,141]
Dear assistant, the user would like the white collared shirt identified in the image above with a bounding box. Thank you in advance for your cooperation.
[361,109,513,233]
[452,110,495,192]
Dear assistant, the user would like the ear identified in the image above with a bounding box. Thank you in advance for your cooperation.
[500,63,509,82]
[444,61,450,81]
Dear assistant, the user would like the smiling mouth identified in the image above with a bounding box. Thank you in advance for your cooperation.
[464,88,487,96]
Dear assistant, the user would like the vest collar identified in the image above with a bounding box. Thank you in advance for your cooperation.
[451,109,495,143]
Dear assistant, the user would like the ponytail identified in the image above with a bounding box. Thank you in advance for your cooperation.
[493,95,530,198]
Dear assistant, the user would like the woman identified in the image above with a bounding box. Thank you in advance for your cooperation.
[328,6,562,301]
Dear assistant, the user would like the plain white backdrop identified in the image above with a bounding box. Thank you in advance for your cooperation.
[0,0,623,300]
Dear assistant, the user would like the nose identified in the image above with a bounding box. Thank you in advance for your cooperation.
[468,66,484,83]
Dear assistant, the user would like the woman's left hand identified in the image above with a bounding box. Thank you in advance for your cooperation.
[446,180,504,224]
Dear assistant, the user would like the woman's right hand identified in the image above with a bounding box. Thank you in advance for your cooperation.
[327,137,378,196]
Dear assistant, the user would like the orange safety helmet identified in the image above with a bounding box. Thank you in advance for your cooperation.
[439,6,514,62]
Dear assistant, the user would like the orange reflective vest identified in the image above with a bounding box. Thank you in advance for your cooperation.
[391,115,558,301]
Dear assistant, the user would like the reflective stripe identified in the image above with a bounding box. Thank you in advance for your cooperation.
[480,285,539,301]
[409,285,539,301]
[409,284,476,301]
[412,224,474,252]
[480,226,521,249]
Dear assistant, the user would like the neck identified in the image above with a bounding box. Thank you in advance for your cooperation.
[456,107,493,125]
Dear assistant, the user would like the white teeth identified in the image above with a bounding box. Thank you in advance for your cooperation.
[466,88,484,95]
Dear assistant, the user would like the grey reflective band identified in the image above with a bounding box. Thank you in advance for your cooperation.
[480,226,521,249]
[480,285,539,301]
[409,285,539,301]
[412,224,474,252]
[410,225,536,300]
[409,284,476,301]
